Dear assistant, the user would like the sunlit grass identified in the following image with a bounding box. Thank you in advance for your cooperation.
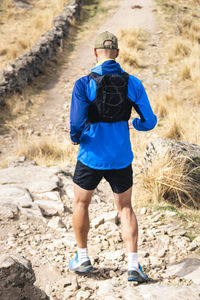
[0,0,69,69]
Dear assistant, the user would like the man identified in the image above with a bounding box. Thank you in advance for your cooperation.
[69,31,157,282]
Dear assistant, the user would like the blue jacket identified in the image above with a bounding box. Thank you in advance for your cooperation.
[70,60,157,170]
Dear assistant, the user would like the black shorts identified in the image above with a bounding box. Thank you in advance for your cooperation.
[73,160,133,194]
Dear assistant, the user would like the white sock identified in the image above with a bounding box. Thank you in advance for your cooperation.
[128,252,138,270]
[77,247,88,263]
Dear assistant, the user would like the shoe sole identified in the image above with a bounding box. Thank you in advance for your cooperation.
[128,277,149,282]
[70,266,93,273]
[75,266,93,273]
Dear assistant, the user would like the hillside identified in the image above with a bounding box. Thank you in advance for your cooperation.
[0,0,69,69]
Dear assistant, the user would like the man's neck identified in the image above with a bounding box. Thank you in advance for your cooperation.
[96,58,115,66]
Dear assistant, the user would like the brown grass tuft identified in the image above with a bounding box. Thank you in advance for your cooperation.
[168,38,191,62]
[181,64,191,80]
[0,48,8,56]
[155,101,168,119]
[18,39,28,50]
[7,46,18,60]
[191,0,200,4]
[15,134,78,167]
[142,153,200,209]
[164,119,184,140]
[118,28,148,72]
[164,91,178,103]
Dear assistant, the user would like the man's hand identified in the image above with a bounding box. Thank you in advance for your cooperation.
[128,119,134,129]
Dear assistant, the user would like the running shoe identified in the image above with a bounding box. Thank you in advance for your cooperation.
[69,252,93,273]
[128,264,149,282]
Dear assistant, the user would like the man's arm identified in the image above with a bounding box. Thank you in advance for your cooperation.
[128,75,157,131]
[70,78,90,144]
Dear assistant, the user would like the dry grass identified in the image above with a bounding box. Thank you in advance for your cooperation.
[168,38,191,62]
[130,0,200,209]
[181,54,200,82]
[15,134,78,167]
[118,29,149,72]
[151,0,200,147]
[151,90,200,145]
[141,153,200,209]
[191,0,200,4]
[164,119,184,140]
[178,17,200,43]
[0,0,69,69]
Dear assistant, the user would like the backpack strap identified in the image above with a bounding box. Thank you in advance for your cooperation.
[89,72,129,80]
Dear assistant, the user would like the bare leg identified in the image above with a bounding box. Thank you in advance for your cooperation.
[72,184,94,248]
[114,187,138,252]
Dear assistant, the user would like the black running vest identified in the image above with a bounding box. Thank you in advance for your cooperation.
[87,72,132,123]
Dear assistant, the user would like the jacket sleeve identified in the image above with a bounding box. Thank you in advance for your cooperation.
[70,78,90,143]
[128,75,157,131]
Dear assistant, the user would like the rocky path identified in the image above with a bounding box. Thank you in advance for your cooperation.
[0,162,200,299]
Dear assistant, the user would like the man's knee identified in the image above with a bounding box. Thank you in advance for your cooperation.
[74,197,90,209]
[114,187,132,211]
[74,184,94,208]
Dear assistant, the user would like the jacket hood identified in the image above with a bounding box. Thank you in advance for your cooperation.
[91,60,125,75]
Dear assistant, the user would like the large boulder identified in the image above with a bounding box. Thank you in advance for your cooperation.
[0,254,49,299]
[144,139,200,208]
[0,255,35,288]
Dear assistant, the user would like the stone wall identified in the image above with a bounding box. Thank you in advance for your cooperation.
[0,0,84,104]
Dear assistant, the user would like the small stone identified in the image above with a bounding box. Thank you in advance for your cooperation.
[146,229,155,239]
[165,211,177,217]
[188,235,200,251]
[91,216,105,228]
[140,207,147,214]
[48,216,66,230]
[152,213,163,222]
[157,249,166,258]
[140,251,150,258]
[18,156,26,162]
[150,256,162,268]
[19,224,29,230]
[104,250,124,261]
[173,237,190,248]
[110,270,116,277]
[13,0,33,10]
[36,200,64,217]
[104,211,119,225]
[98,280,113,296]
[0,204,19,219]
[76,290,91,300]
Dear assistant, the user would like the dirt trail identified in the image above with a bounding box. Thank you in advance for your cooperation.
[99,0,157,33]
[26,0,158,137]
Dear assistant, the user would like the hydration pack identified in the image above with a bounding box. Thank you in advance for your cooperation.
[87,72,132,123]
